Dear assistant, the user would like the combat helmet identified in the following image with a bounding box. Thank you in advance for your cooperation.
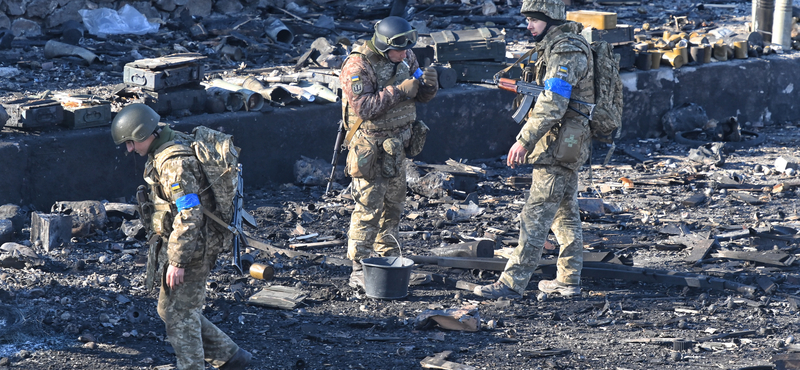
[520,0,566,21]
[111,103,160,145]
[372,16,418,53]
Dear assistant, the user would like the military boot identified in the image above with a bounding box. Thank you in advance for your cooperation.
[538,280,581,297]
[349,260,365,290]
[473,281,521,299]
[219,348,252,370]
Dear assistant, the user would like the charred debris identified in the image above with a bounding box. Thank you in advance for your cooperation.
[2,0,800,369]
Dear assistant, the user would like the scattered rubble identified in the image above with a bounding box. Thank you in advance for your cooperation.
[2,121,800,368]
[2,0,800,369]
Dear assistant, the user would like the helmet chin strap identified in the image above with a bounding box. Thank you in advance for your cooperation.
[533,22,552,42]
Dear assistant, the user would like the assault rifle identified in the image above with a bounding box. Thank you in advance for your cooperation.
[483,77,596,124]
[325,120,346,195]
[136,185,163,291]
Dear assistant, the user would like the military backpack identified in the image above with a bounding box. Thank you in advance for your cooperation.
[154,125,240,230]
[587,40,623,144]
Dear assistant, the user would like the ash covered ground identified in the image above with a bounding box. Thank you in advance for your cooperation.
[2,0,800,369]
[3,123,800,369]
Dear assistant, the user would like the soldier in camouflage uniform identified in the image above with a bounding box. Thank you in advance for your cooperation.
[474,0,594,299]
[111,104,251,370]
[339,16,438,288]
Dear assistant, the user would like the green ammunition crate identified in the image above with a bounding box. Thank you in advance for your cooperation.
[430,27,506,63]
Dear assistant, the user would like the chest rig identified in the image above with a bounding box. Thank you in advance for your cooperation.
[343,44,416,133]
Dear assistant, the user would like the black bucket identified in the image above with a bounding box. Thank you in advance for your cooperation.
[361,256,414,299]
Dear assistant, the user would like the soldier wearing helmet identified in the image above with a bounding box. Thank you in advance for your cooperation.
[110,104,252,370]
[474,0,595,299]
[339,16,439,290]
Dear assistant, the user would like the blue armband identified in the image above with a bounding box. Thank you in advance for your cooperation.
[544,77,572,99]
[175,193,200,212]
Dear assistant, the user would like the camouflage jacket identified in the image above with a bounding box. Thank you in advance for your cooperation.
[517,21,594,171]
[143,127,217,268]
[339,41,437,134]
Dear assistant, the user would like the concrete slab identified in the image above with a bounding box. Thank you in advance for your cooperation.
[2,52,800,210]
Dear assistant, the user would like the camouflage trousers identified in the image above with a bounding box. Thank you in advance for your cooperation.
[499,165,583,295]
[157,257,239,370]
[347,165,406,261]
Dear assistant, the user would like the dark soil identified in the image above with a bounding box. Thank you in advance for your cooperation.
[3,121,800,370]
[1,1,797,369]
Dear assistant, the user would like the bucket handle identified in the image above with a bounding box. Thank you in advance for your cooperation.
[378,234,404,266]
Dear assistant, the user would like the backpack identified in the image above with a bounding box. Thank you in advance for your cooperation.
[190,125,240,226]
[587,40,624,144]
[154,125,241,228]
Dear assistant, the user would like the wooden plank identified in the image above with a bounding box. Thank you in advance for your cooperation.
[520,348,571,358]
[711,250,794,267]
[421,351,475,370]
[731,192,765,205]
[685,239,718,263]
[288,240,345,249]
[566,10,618,30]
[244,233,350,266]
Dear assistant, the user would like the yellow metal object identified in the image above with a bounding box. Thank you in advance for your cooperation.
[662,49,685,68]
[250,263,275,280]
[733,41,749,59]
[713,40,729,61]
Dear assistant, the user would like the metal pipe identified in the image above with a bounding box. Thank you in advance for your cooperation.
[265,17,294,44]
[209,79,264,111]
[771,0,793,49]
[205,86,244,112]
[754,0,774,43]
[44,40,97,64]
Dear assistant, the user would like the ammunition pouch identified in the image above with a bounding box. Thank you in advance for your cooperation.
[553,119,589,163]
[151,205,174,236]
[345,133,378,180]
[144,233,164,291]
[135,185,154,235]
[405,120,429,157]
[381,138,404,178]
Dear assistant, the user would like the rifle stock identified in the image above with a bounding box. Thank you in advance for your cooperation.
[325,120,346,195]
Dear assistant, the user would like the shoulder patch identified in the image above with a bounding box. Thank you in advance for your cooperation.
[351,76,363,95]
[556,65,569,78]
[170,183,184,196]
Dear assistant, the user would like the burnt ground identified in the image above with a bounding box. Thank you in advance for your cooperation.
[2,0,800,369]
[2,121,800,370]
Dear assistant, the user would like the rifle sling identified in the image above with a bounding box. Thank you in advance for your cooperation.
[344,116,363,147]
[494,48,536,82]
[202,208,233,233]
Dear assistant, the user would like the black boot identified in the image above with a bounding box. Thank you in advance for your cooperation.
[220,348,252,370]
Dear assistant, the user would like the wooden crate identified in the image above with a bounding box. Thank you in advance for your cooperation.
[567,10,618,30]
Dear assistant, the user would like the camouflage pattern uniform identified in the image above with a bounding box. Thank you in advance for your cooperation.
[144,126,240,369]
[339,41,437,260]
[499,20,595,295]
